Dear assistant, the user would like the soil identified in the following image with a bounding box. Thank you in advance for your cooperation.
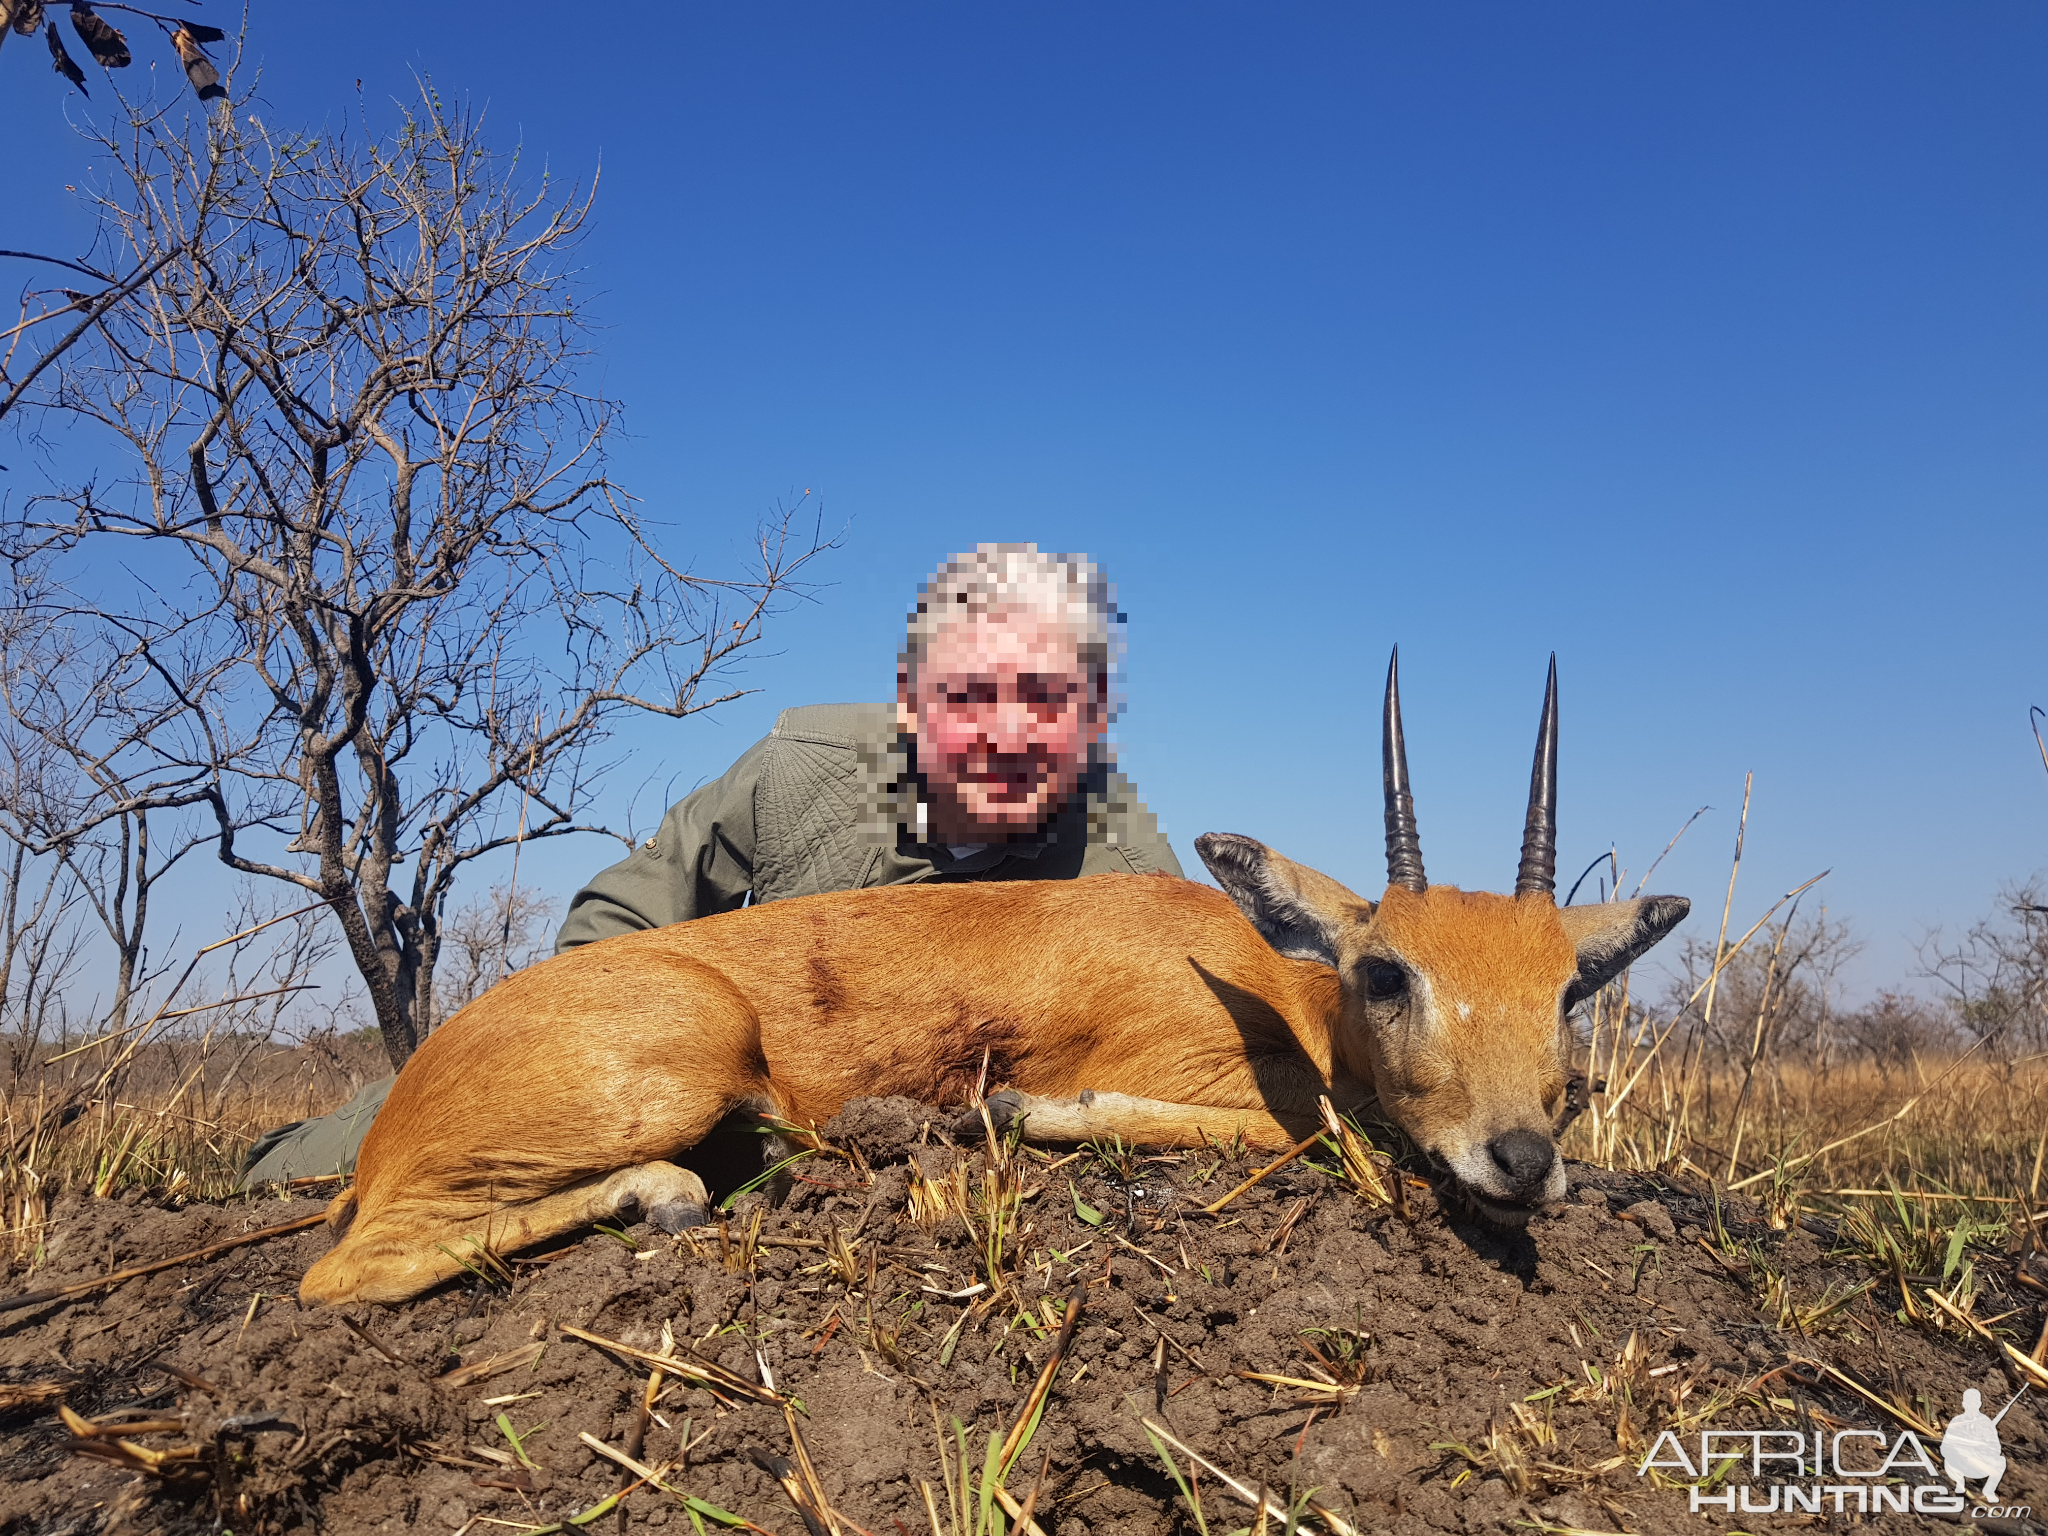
[1,1097,2042,1535]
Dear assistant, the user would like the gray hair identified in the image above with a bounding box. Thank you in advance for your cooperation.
[901,544,1123,677]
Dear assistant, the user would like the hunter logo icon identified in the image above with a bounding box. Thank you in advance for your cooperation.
[1637,1383,2032,1519]
[1940,1387,2015,1503]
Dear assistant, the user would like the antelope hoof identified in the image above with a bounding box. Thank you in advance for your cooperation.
[650,1199,709,1233]
[955,1089,1027,1139]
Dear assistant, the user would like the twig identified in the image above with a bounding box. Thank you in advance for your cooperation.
[1633,805,1709,897]
[1200,1131,1323,1215]
[497,710,542,986]
[750,1448,838,1536]
[1144,1321,1210,1374]
[1261,1196,1314,1256]
[0,1211,328,1315]
[1235,1370,1358,1400]
[619,1322,670,1518]
[997,1286,1085,1471]
[1013,1447,1052,1535]
[991,1485,1052,1536]
[61,1406,186,1438]
[1694,1236,1748,1279]
[579,1432,670,1486]
[559,1325,783,1405]
[0,249,112,282]
[1112,1235,1178,1277]
[438,1342,546,1390]
[1138,1416,1358,1535]
[142,1360,220,1399]
[1920,1289,2048,1389]
[1785,1357,1938,1437]
[339,1315,409,1368]
[777,1390,841,1536]
[42,983,318,1064]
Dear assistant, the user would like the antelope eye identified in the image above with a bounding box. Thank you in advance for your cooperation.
[1361,959,1408,1001]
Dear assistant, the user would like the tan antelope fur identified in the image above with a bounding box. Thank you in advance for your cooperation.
[299,653,1688,1305]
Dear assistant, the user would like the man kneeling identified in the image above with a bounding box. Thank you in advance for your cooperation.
[242,544,1180,1184]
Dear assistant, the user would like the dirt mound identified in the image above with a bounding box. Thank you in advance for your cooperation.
[1,1100,2041,1534]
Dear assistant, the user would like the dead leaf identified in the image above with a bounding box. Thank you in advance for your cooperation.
[47,19,87,93]
[67,2,127,68]
[172,27,223,102]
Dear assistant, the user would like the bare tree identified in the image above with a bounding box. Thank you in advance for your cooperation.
[5,80,832,1069]
[1835,989,1951,1083]
[1,5,236,422]
[434,883,558,1026]
[0,587,105,1069]
[0,829,87,1076]
[162,883,342,1136]
[1921,880,2048,1065]
[0,561,231,1038]
[1662,911,1861,1073]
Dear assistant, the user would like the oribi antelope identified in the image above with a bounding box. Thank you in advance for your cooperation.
[300,653,1688,1305]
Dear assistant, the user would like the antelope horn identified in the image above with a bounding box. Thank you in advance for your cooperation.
[1514,654,1559,898]
[1382,648,1426,894]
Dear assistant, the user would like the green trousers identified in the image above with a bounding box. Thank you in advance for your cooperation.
[239,1075,395,1187]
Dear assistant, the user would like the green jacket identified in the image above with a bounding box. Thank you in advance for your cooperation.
[554,702,1182,952]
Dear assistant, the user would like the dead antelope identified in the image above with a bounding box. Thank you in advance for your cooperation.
[300,652,1687,1304]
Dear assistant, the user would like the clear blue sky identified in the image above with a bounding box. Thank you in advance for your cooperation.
[4,4,2044,1000]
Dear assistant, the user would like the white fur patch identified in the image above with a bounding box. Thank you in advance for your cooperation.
[1443,1140,1567,1209]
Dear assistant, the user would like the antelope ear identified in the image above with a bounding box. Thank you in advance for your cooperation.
[1195,832,1371,968]
[1558,896,1690,1007]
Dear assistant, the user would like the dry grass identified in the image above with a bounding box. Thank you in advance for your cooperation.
[1565,1054,2048,1215]
[0,1031,384,1274]
[1557,777,2048,1247]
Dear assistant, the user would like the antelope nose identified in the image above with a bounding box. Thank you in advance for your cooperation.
[1487,1129,1555,1195]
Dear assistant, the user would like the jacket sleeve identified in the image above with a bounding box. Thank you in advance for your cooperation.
[1097,770,1186,879]
[1141,831,1186,879]
[553,735,770,952]
[1111,822,1185,878]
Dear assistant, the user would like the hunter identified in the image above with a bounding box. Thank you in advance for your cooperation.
[241,544,1181,1183]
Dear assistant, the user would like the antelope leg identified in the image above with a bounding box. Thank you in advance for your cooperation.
[967,1089,1322,1153]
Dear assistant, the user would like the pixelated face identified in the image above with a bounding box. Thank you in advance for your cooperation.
[898,612,1105,838]
[1337,886,1577,1222]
